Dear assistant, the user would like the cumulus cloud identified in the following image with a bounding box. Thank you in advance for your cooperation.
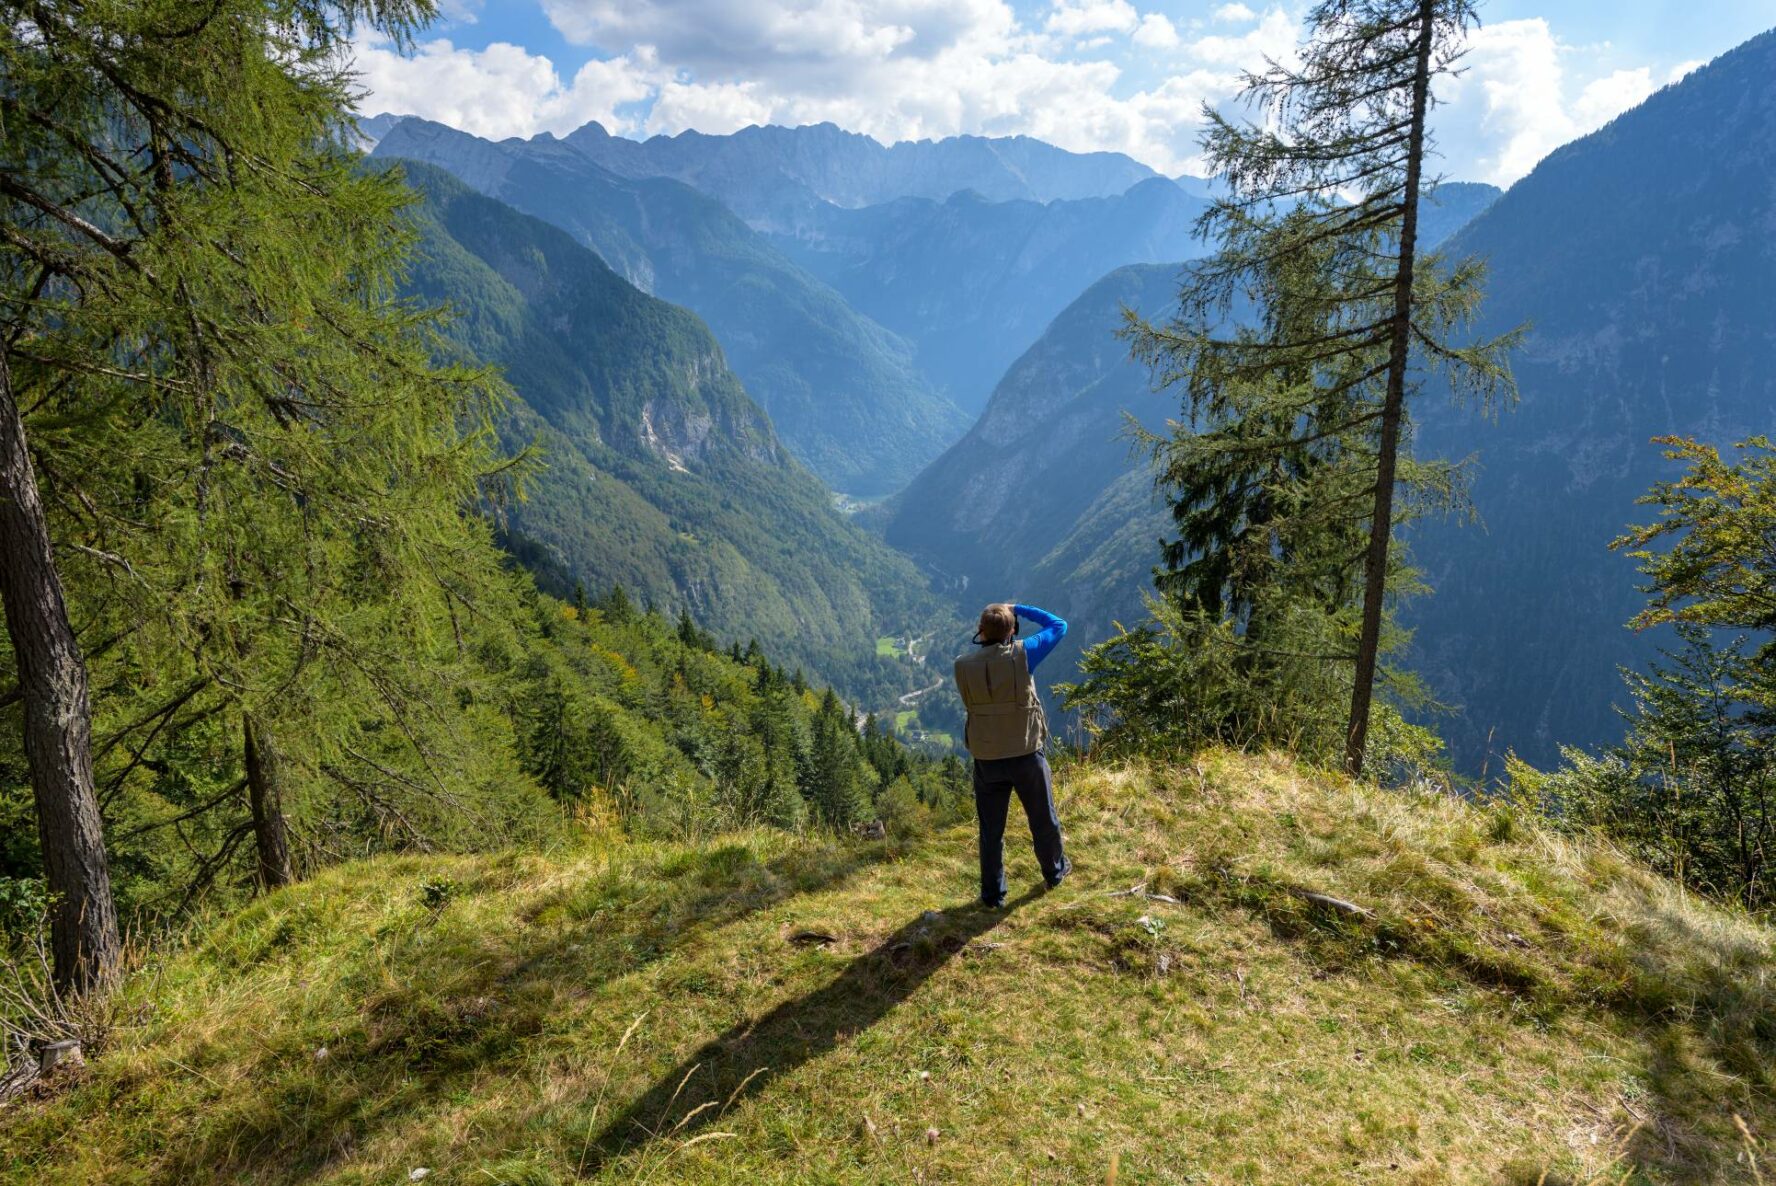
[1132,13,1180,49]
[352,37,657,137]
[1573,67,1658,130]
[1435,19,1672,186]
[529,0,1244,170]
[353,2,1678,185]
[1188,6,1299,67]
[1045,0,1138,39]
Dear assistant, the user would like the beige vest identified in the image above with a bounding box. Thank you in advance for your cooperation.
[954,640,1048,760]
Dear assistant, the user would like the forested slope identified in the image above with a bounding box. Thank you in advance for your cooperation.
[775,180,1214,413]
[391,161,953,706]
[374,121,966,496]
[1406,28,1776,768]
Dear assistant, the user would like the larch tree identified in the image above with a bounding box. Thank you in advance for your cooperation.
[1127,0,1519,776]
[0,0,520,991]
[1519,437,1776,909]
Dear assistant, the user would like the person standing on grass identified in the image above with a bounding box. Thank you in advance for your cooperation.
[953,602,1072,907]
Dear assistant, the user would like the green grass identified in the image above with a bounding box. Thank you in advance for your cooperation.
[895,708,918,730]
[876,636,904,658]
[5,749,1774,1184]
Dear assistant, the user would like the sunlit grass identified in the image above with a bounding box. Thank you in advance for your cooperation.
[4,750,1773,1184]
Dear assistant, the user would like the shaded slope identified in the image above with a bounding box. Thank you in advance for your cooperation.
[6,750,1773,1184]
[393,161,946,700]
[1405,29,1776,768]
[780,180,1492,416]
[375,120,966,496]
[884,263,1180,690]
[777,179,1214,413]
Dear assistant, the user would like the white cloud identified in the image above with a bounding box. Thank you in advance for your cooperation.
[350,0,1289,174]
[1132,13,1180,50]
[1666,58,1704,83]
[1188,6,1299,67]
[1045,0,1138,39]
[1434,19,1671,186]
[353,2,1678,185]
[352,38,658,138]
[1573,67,1657,130]
[540,0,1011,73]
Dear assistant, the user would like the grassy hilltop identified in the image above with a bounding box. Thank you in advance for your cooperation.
[4,751,1773,1185]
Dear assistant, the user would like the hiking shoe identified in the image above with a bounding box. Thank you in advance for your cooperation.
[1045,859,1073,890]
[979,896,1006,910]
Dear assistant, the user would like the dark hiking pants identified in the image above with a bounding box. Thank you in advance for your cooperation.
[973,750,1067,905]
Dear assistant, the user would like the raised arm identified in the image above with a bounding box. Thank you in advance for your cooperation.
[1015,603,1068,672]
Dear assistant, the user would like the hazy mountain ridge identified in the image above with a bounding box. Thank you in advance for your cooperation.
[560,119,1163,227]
[392,161,948,701]
[1405,27,1776,769]
[879,183,1513,727]
[773,178,1217,413]
[373,118,967,497]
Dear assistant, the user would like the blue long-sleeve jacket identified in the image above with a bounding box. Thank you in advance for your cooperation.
[1014,603,1067,672]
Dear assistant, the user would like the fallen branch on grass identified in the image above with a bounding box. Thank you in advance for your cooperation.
[1287,888,1373,918]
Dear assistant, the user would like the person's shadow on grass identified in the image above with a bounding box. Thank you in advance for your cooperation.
[580,887,1040,1174]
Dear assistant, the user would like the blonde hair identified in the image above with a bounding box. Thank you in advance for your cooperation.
[977,603,1016,643]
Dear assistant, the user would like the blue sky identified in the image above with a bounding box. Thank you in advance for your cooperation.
[355,1,1775,185]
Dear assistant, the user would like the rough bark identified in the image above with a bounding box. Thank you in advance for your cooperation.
[1344,0,1437,780]
[244,714,294,889]
[0,352,120,994]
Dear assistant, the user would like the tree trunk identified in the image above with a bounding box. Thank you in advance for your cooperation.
[0,352,120,994]
[1344,0,1437,780]
[244,714,293,889]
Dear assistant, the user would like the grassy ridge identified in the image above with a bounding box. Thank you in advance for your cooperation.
[4,751,1772,1184]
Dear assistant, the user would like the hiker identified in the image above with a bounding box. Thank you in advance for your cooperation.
[953,602,1072,907]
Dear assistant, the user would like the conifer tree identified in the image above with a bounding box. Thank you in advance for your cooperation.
[1128,0,1518,775]
[0,0,491,990]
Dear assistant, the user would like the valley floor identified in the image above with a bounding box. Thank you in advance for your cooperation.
[3,752,1772,1185]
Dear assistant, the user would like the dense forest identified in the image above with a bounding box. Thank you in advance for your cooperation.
[0,0,961,1001]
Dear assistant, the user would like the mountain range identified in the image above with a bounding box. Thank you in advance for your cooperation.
[390,160,946,702]
[369,23,1776,774]
[374,119,966,497]
[882,182,1502,709]
[772,179,1215,413]
[892,29,1776,771]
[559,119,1164,230]
[1405,27,1776,769]
[366,117,1233,442]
